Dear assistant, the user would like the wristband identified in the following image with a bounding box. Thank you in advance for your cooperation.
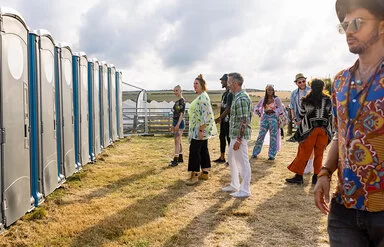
[318,166,333,181]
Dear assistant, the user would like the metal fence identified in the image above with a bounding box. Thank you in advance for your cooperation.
[122,107,189,135]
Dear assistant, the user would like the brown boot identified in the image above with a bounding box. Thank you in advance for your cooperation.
[185,172,199,185]
[198,171,209,180]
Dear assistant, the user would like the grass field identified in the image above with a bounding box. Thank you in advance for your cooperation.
[0,116,335,247]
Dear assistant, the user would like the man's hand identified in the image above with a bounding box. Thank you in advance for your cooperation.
[314,176,331,215]
[215,117,221,124]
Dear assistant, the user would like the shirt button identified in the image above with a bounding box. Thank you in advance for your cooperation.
[351,81,355,85]
[352,99,356,103]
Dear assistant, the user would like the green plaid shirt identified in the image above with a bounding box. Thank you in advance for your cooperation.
[229,89,252,140]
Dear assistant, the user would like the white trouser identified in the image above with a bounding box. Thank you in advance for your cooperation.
[228,138,251,194]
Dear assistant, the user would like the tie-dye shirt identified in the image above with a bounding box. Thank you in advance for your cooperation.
[332,59,384,212]
[188,92,217,141]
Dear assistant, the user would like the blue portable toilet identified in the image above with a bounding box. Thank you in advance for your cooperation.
[108,65,118,142]
[0,7,31,228]
[100,61,110,149]
[29,29,61,207]
[116,71,124,138]
[73,52,89,168]
[55,43,76,178]
[88,58,101,159]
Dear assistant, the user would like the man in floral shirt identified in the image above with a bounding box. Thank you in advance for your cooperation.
[314,0,384,245]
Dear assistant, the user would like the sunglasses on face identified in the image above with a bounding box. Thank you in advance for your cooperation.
[337,17,376,34]
[297,80,306,84]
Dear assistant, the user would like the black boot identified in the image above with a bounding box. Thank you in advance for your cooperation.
[168,157,178,167]
[285,174,303,184]
[312,174,318,185]
[178,154,183,163]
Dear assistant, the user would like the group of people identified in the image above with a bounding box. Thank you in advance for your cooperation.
[167,0,384,245]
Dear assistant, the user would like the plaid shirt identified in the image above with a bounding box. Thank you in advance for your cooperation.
[229,89,252,140]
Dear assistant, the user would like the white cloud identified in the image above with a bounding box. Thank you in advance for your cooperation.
[0,0,358,91]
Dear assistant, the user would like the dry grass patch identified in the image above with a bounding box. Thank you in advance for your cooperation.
[0,126,335,247]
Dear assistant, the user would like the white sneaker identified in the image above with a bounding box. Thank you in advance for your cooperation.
[221,185,238,192]
[230,191,250,198]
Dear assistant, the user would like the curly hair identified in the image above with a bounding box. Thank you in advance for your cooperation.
[301,79,330,108]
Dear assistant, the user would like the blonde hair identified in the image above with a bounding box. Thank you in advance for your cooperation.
[195,74,207,91]
[174,84,182,91]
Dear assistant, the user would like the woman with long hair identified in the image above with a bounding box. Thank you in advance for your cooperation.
[252,84,285,160]
[168,85,185,167]
[185,74,217,185]
[286,79,332,185]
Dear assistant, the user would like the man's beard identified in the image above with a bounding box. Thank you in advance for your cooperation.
[348,29,380,54]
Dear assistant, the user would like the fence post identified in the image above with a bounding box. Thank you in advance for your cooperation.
[287,108,293,136]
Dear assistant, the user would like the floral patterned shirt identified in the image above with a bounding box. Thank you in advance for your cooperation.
[188,92,217,141]
[332,59,384,212]
[229,90,252,140]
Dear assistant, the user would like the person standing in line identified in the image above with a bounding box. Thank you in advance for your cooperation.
[185,74,217,185]
[214,74,233,164]
[168,85,186,167]
[314,0,384,246]
[285,79,332,185]
[221,72,252,198]
[252,84,284,160]
[289,73,311,129]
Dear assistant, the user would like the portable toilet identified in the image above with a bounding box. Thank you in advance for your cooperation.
[116,71,123,138]
[28,29,61,207]
[55,43,76,178]
[0,7,31,228]
[88,58,101,159]
[100,61,110,149]
[73,52,89,168]
[108,64,118,142]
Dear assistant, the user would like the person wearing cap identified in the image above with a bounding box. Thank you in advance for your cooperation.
[213,74,233,164]
[289,73,311,129]
[314,0,384,245]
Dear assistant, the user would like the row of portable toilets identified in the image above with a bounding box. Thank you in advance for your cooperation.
[0,8,124,230]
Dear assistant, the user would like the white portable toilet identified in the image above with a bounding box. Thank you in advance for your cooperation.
[73,52,89,167]
[88,58,101,158]
[100,61,110,149]
[29,29,61,205]
[0,7,31,228]
[116,71,123,138]
[108,64,118,142]
[55,43,76,178]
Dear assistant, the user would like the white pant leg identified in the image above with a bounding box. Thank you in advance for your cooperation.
[236,138,251,194]
[228,139,240,190]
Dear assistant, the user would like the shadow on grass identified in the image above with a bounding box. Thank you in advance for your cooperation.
[162,191,243,247]
[69,180,200,247]
[240,182,324,246]
[78,168,157,204]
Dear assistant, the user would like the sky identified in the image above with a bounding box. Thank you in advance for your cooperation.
[1,0,358,91]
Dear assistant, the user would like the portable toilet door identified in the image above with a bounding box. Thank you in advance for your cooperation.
[72,54,81,169]
[0,7,31,228]
[89,59,101,158]
[108,65,117,142]
[56,43,76,178]
[100,62,109,149]
[78,53,89,165]
[116,71,123,138]
[28,30,59,206]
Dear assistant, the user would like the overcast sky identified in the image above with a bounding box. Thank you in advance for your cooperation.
[1,0,357,91]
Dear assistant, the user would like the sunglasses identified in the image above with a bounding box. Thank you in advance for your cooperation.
[297,80,306,84]
[337,17,376,34]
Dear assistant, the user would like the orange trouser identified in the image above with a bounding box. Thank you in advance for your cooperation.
[287,127,329,175]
